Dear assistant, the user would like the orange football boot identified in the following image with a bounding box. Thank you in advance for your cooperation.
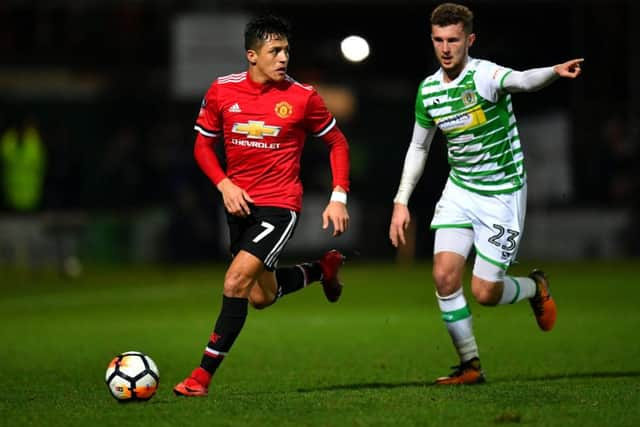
[528,269,557,331]
[435,357,486,385]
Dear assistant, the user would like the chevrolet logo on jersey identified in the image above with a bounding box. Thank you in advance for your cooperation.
[232,121,281,139]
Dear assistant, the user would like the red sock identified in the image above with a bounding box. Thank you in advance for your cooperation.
[191,367,212,387]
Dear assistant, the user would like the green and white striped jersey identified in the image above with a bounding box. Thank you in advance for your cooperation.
[415,58,525,195]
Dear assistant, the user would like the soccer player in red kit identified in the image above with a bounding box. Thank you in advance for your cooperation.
[173,15,351,397]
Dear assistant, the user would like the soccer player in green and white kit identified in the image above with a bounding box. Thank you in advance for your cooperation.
[389,3,583,384]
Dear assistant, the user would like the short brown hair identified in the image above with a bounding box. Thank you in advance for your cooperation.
[430,3,474,34]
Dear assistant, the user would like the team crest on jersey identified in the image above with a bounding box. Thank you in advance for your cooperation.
[275,101,293,119]
[461,90,477,106]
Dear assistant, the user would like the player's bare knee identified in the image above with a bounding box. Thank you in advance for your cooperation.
[432,265,462,296]
[223,270,253,298]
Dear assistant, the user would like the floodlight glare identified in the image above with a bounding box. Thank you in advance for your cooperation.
[340,35,370,62]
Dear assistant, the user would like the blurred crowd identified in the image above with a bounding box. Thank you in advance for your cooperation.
[1,1,639,264]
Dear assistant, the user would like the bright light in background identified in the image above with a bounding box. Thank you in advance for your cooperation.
[340,35,370,63]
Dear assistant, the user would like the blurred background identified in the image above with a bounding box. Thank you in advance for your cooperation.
[0,0,638,275]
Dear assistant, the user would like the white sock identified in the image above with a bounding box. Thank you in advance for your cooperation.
[437,288,479,362]
[498,276,537,305]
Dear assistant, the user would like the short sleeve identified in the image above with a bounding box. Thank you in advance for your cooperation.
[415,81,435,129]
[304,91,336,137]
[474,60,513,103]
[194,82,222,137]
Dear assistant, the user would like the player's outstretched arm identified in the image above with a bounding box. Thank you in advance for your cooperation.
[502,58,584,93]
[553,58,584,79]
[322,186,349,237]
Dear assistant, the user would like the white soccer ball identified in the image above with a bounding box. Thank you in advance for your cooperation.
[105,351,160,402]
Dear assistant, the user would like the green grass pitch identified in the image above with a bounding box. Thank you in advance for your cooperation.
[1,260,639,426]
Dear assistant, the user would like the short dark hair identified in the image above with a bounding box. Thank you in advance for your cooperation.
[430,3,474,34]
[244,15,292,51]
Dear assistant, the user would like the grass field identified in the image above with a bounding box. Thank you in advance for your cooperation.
[1,259,639,426]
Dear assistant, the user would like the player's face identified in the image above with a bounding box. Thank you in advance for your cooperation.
[247,35,290,84]
[431,23,475,81]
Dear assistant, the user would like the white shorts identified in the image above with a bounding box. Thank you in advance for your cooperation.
[431,178,527,270]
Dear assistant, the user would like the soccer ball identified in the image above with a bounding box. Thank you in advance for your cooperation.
[105,351,160,402]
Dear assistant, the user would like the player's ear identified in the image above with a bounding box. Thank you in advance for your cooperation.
[247,50,258,65]
[467,33,476,47]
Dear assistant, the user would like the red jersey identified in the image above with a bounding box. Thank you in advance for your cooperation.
[194,71,349,212]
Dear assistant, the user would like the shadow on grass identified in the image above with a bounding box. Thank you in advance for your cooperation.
[297,381,432,393]
[296,371,640,393]
[513,370,640,383]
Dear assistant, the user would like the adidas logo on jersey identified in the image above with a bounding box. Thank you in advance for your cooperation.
[229,103,242,113]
